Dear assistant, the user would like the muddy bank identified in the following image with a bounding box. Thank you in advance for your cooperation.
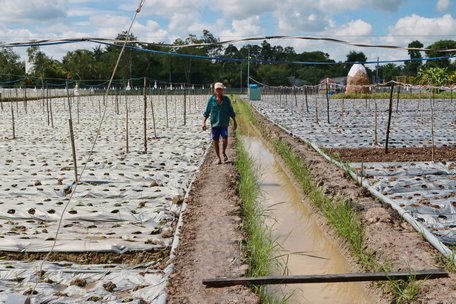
[250,105,456,303]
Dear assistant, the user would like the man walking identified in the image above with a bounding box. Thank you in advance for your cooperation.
[202,82,237,164]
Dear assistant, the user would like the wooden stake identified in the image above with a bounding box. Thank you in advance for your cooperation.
[385,83,395,154]
[165,91,169,128]
[325,79,330,124]
[183,89,187,126]
[143,77,147,153]
[304,86,309,113]
[11,102,16,139]
[49,89,54,129]
[125,90,129,153]
[374,99,378,145]
[68,119,78,182]
[150,88,157,138]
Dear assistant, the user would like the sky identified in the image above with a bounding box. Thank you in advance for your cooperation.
[0,0,455,66]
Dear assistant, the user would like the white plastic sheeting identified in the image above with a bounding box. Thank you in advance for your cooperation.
[352,161,456,244]
[254,95,456,148]
[0,260,170,303]
[0,96,209,252]
[0,94,210,302]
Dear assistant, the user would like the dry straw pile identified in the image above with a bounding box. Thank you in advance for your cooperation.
[346,63,370,93]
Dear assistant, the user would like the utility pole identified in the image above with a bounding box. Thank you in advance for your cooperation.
[376,57,380,83]
[247,48,250,99]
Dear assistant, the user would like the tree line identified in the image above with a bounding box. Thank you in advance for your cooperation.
[1,30,456,88]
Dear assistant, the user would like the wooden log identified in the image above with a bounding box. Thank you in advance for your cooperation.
[203,269,448,288]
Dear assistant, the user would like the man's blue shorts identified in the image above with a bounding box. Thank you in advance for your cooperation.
[211,127,228,140]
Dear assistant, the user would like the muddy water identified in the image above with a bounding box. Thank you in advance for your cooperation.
[238,121,374,304]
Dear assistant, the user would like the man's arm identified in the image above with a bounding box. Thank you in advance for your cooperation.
[231,116,237,130]
[202,97,212,130]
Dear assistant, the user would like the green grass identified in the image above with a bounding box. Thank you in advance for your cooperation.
[234,103,286,303]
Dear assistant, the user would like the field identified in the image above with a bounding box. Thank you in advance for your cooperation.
[252,92,456,255]
[0,91,209,303]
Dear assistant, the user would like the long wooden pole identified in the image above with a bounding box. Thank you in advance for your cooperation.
[203,269,448,288]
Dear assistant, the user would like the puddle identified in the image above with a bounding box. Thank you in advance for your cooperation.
[238,119,374,303]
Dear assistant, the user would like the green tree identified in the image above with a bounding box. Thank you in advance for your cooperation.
[0,47,24,83]
[404,40,423,76]
[379,63,402,82]
[424,40,456,70]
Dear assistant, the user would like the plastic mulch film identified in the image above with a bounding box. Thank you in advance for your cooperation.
[352,161,456,245]
[252,96,456,148]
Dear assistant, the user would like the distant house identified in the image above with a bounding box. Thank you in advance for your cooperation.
[319,77,346,94]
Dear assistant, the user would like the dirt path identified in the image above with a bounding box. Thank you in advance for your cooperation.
[166,130,259,304]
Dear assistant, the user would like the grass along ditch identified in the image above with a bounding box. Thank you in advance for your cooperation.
[235,98,452,303]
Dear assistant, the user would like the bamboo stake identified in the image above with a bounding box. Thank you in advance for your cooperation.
[305,86,309,113]
[395,85,401,113]
[165,91,169,128]
[76,93,80,124]
[125,89,129,153]
[325,79,330,124]
[24,87,27,114]
[385,83,395,154]
[11,102,16,139]
[430,91,435,161]
[374,99,378,145]
[143,77,147,153]
[68,118,78,182]
[150,88,157,138]
[49,89,54,129]
[183,89,187,126]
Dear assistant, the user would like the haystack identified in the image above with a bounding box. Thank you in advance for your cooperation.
[346,64,370,94]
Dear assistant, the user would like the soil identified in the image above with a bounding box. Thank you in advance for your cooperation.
[166,130,260,304]
[326,146,456,163]
[0,250,168,266]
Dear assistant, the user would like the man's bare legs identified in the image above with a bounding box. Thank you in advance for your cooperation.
[213,137,228,164]
[222,138,228,161]
[213,139,222,164]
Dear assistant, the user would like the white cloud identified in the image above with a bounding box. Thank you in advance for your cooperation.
[436,0,450,12]
[211,0,275,19]
[367,0,406,12]
[219,16,262,39]
[387,14,456,45]
[0,0,67,23]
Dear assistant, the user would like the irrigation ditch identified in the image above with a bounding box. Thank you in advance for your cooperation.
[237,96,455,303]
